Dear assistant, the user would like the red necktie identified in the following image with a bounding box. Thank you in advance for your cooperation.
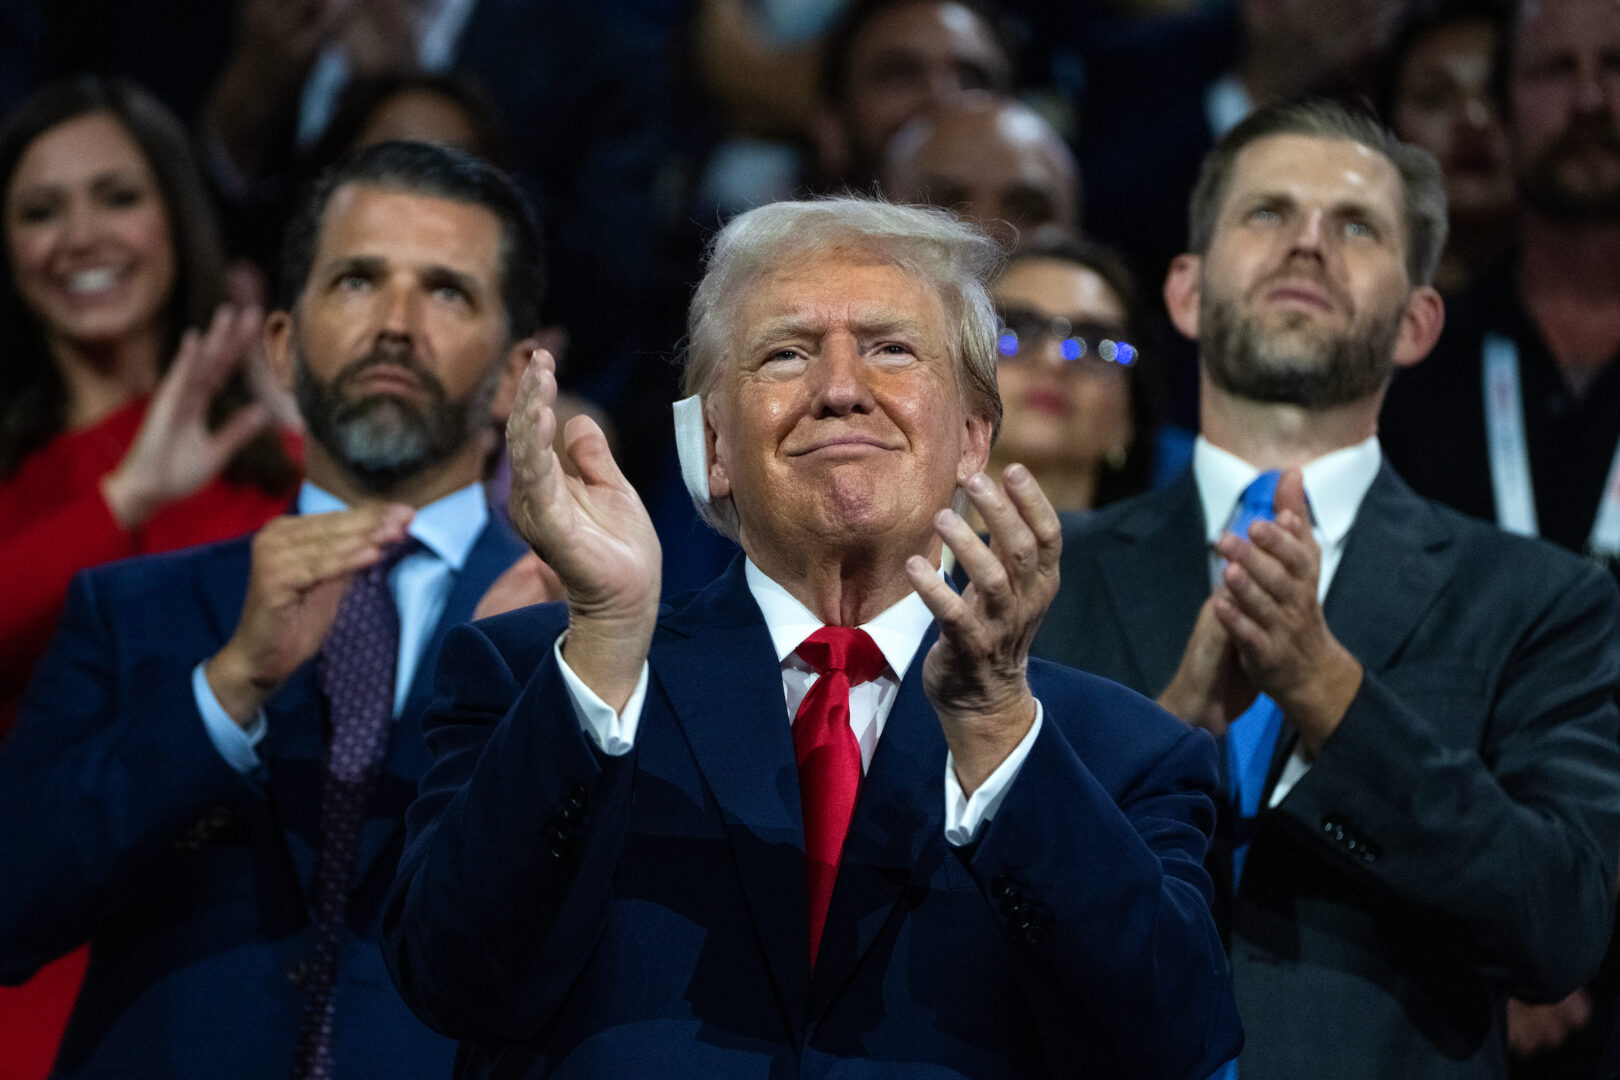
[793,626,885,966]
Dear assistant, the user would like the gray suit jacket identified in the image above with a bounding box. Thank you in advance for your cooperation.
[1032,463,1620,1079]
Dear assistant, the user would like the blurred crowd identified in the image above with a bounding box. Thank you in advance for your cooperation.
[2,0,1620,1076]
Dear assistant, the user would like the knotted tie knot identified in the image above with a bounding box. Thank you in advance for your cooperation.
[1226,470,1282,541]
[796,625,885,687]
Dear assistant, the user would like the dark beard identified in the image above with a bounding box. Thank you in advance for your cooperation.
[294,339,500,495]
[1200,293,1403,409]
[1517,118,1620,222]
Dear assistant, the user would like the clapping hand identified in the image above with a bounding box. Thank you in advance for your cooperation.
[205,503,415,726]
[1210,468,1361,753]
[906,465,1061,794]
[506,350,660,711]
[101,305,273,530]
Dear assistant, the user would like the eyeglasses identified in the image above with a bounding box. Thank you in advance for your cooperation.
[995,306,1137,370]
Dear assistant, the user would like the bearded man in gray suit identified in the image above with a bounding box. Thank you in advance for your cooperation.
[1031,99,1620,1079]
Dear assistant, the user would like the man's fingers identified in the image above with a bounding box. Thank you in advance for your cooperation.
[258,504,414,588]
[561,413,628,491]
[936,506,1011,608]
[1274,467,1309,524]
[1221,558,1284,628]
[1002,463,1062,576]
[962,471,1039,586]
[507,354,560,479]
[906,555,982,649]
[1213,593,1269,656]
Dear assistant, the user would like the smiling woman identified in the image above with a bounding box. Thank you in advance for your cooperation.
[0,77,301,728]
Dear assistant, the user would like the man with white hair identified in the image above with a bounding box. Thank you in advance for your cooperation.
[381,198,1243,1077]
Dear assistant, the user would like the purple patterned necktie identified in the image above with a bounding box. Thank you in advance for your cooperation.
[291,539,418,1080]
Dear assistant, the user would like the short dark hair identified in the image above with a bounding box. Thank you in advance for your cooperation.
[817,0,1018,107]
[1186,99,1450,286]
[279,140,543,341]
[0,75,294,492]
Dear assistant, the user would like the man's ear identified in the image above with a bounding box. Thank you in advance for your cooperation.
[491,338,538,425]
[705,400,732,500]
[1163,254,1203,342]
[263,310,296,393]
[1392,285,1445,370]
[957,412,994,486]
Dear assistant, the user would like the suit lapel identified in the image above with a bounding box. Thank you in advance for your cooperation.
[1100,472,1211,693]
[353,520,528,890]
[809,629,947,1018]
[652,561,812,1038]
[1259,466,1453,799]
[1321,464,1453,675]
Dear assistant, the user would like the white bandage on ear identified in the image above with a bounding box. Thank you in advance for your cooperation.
[672,394,711,511]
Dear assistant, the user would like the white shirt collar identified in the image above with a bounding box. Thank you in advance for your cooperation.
[297,481,488,570]
[743,557,934,682]
[1192,435,1382,549]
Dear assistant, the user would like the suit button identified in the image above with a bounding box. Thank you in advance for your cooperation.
[568,784,589,809]
[550,821,576,843]
[548,842,569,862]
[990,874,1018,900]
[287,959,310,988]
[1015,919,1046,946]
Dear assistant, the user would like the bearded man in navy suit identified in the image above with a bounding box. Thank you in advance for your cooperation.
[0,141,549,1078]
[382,197,1244,1078]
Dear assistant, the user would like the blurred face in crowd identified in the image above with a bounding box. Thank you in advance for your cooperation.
[883,96,1079,248]
[4,110,176,359]
[705,247,991,563]
[352,90,484,154]
[834,1,1011,180]
[991,256,1133,478]
[1510,0,1620,219]
[268,182,523,493]
[1243,0,1406,80]
[1170,134,1437,409]
[1391,19,1514,222]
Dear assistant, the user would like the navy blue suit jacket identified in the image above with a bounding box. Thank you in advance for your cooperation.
[0,519,526,1078]
[383,558,1243,1078]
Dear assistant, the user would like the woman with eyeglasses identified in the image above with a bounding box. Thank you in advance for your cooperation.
[986,236,1159,521]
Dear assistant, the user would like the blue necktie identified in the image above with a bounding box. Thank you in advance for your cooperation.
[1223,472,1284,888]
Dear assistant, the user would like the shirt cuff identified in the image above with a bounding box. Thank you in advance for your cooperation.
[942,699,1044,847]
[554,630,647,756]
[192,661,266,774]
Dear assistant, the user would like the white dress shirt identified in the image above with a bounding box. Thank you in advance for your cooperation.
[555,557,1043,846]
[1191,435,1382,803]
[194,481,490,773]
